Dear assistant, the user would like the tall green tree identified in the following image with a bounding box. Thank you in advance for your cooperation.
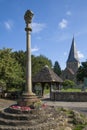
[12,50,26,80]
[0,48,23,90]
[12,50,26,71]
[32,55,52,76]
[12,51,52,80]
[0,48,52,90]
[77,61,87,82]
[53,61,61,76]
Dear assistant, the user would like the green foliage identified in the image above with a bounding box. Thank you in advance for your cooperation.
[32,55,52,76]
[12,50,26,73]
[53,61,61,76]
[77,61,87,82]
[44,87,50,94]
[0,48,23,90]
[73,125,85,130]
[12,50,26,83]
[62,80,75,89]
[61,88,81,92]
[0,79,6,90]
[0,48,53,91]
[12,52,52,77]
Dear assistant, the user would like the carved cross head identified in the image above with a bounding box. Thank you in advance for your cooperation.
[24,10,34,23]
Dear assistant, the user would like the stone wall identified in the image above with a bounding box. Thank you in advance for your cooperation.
[50,91,87,101]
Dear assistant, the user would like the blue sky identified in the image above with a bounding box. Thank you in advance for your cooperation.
[0,0,87,69]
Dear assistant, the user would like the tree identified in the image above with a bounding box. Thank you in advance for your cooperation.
[12,50,26,71]
[13,52,52,77]
[62,80,75,89]
[0,48,52,90]
[12,52,52,83]
[32,55,52,76]
[77,61,87,82]
[53,61,61,76]
[12,50,26,80]
[0,48,23,90]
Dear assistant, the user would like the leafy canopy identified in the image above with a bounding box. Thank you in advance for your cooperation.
[0,49,53,91]
[0,48,23,90]
[77,61,87,82]
[53,61,61,76]
[62,80,75,89]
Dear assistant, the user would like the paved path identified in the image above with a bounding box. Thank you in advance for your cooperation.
[43,99,87,108]
[0,99,16,111]
[43,99,87,114]
[42,94,87,115]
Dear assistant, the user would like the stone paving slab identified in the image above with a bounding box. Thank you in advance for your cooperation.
[43,100,87,108]
[0,99,16,111]
[42,98,87,115]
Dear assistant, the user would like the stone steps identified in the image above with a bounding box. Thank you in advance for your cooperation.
[0,121,58,130]
[0,117,35,126]
[0,109,39,127]
[0,120,59,130]
[0,106,69,130]
[0,111,58,130]
[0,108,50,129]
[0,125,36,130]
[0,110,37,120]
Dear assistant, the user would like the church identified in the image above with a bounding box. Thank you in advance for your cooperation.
[61,37,80,82]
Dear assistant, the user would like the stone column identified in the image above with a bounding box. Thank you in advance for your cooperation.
[24,10,33,94]
[18,10,39,106]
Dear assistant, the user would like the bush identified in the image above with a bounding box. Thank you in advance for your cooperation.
[62,80,76,89]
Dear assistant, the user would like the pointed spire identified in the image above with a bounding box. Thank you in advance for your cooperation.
[67,36,79,62]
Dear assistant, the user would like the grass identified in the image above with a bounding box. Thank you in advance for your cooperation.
[61,88,87,92]
[44,88,50,94]
[61,88,82,92]
[73,124,86,130]
[56,107,87,130]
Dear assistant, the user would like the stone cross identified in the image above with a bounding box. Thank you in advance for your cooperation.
[18,10,39,106]
[24,10,34,94]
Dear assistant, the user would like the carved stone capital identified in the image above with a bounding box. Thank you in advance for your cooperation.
[25,27,32,32]
[24,10,34,24]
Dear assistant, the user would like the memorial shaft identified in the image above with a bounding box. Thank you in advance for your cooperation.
[18,10,39,106]
[24,10,34,94]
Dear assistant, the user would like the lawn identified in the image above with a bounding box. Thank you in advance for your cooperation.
[44,88,50,94]
[61,88,82,92]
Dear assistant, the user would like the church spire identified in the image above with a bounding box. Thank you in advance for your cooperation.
[67,36,79,63]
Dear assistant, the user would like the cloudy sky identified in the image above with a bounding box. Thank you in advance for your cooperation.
[0,0,87,69]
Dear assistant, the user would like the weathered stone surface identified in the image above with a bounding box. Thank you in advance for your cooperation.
[51,91,87,101]
[0,106,87,130]
[64,127,72,130]
[83,126,87,130]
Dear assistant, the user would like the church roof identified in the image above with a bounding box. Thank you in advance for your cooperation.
[65,67,75,75]
[32,65,63,83]
[67,37,79,63]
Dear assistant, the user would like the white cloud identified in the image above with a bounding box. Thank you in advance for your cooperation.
[32,22,46,33]
[66,11,71,16]
[77,51,84,59]
[59,19,68,29]
[31,47,39,52]
[4,20,13,30]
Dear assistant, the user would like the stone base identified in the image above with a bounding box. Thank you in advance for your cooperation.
[18,92,40,106]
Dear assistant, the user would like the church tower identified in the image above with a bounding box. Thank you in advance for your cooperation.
[67,37,80,73]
